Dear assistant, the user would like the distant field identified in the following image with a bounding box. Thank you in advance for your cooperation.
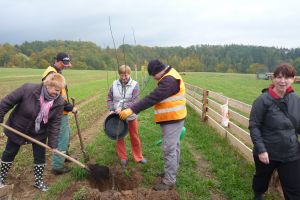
[183,72,300,104]
[0,68,116,100]
[3,68,297,105]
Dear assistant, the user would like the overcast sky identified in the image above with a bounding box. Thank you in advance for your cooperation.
[1,0,299,49]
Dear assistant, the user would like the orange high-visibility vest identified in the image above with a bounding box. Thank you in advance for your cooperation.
[154,68,187,122]
[42,66,69,115]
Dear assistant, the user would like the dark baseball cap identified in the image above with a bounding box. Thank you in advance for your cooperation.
[55,52,71,66]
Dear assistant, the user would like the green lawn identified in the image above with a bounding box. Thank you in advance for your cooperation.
[182,72,300,104]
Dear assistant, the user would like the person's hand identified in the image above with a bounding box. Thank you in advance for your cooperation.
[109,111,114,114]
[51,148,58,154]
[115,108,122,114]
[258,152,269,164]
[72,106,78,114]
[119,108,133,120]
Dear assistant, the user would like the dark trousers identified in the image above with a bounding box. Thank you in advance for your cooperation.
[253,156,300,199]
[1,138,46,164]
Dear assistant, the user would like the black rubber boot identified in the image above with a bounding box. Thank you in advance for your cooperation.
[33,164,48,192]
[0,160,12,186]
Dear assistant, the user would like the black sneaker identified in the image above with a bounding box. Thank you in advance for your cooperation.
[156,172,165,177]
[153,182,175,191]
[254,193,263,200]
[52,167,71,175]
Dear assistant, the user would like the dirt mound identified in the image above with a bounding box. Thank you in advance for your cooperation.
[86,188,180,200]
[56,166,180,200]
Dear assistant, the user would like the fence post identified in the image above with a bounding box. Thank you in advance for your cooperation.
[202,90,208,121]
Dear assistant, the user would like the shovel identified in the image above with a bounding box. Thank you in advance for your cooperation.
[0,123,109,184]
[71,97,89,162]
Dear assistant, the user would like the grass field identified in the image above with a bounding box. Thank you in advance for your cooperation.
[0,68,282,200]
[182,72,300,104]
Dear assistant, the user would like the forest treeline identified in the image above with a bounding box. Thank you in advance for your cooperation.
[1,40,300,74]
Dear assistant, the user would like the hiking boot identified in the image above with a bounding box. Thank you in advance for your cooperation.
[254,193,263,200]
[52,167,71,175]
[153,182,175,191]
[121,160,127,167]
[139,158,147,164]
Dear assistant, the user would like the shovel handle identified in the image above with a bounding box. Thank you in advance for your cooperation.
[0,123,52,150]
[70,98,89,162]
[71,97,76,107]
[0,123,87,169]
[52,149,86,168]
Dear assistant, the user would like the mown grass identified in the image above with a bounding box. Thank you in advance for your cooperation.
[0,69,283,199]
[183,72,300,104]
[0,68,115,99]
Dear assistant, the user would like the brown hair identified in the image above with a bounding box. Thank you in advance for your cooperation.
[43,73,65,89]
[118,65,131,74]
[273,63,296,78]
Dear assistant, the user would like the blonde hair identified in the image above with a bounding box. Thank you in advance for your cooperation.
[118,65,131,74]
[43,73,65,89]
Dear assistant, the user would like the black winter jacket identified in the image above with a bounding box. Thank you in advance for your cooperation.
[249,90,300,162]
[0,83,64,148]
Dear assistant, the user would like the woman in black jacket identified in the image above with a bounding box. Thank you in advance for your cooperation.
[249,63,300,200]
[0,73,65,192]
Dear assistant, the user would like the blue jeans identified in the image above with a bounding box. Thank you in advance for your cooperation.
[52,115,70,170]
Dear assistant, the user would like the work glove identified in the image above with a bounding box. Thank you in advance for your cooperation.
[119,108,133,120]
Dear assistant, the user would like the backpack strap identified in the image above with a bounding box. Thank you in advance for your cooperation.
[273,99,299,134]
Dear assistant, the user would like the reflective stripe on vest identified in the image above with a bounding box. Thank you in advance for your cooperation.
[154,68,187,122]
[159,94,186,103]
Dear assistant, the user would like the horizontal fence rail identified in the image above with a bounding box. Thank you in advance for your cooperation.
[185,83,253,162]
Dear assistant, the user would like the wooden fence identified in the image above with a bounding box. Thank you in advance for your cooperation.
[185,82,283,196]
[186,82,253,162]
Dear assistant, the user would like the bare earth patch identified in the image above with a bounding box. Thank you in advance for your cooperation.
[186,142,227,200]
[57,166,180,200]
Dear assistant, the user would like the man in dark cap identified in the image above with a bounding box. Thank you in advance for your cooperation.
[119,59,187,190]
[42,52,77,175]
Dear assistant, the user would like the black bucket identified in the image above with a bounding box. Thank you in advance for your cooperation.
[104,113,128,140]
